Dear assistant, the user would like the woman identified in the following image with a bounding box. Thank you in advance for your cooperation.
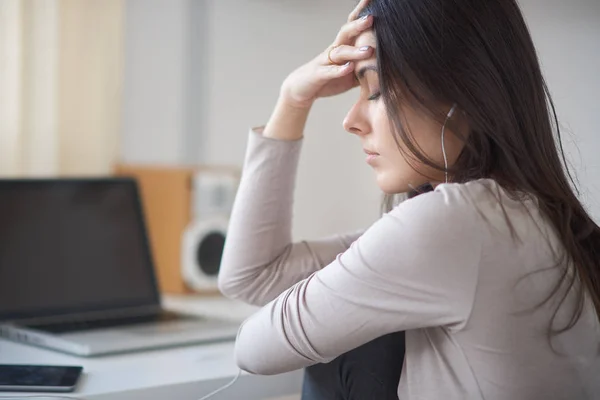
[218,0,600,398]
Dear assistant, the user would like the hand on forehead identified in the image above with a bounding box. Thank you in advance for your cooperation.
[353,30,376,49]
[348,0,371,22]
[348,0,376,49]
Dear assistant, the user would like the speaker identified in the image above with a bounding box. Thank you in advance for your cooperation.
[181,217,228,291]
[182,170,238,291]
[114,164,239,295]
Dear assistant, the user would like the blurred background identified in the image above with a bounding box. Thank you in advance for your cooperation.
[1,0,599,242]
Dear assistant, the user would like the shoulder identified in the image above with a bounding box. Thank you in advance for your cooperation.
[387,179,542,253]
[386,179,500,231]
[354,180,497,272]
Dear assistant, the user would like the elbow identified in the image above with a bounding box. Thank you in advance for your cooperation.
[218,243,244,300]
[216,270,232,298]
[217,252,246,300]
[234,346,267,375]
[233,299,319,376]
[234,325,313,376]
[217,247,253,302]
[218,252,277,306]
[234,323,278,376]
[234,323,264,375]
[217,270,243,301]
[217,269,266,306]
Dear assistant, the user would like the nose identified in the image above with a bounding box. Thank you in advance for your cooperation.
[343,101,370,136]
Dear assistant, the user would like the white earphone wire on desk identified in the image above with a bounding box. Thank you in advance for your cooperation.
[198,368,243,400]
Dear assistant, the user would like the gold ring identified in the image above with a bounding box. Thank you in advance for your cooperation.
[328,45,340,65]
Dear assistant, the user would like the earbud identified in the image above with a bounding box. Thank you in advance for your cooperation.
[447,103,457,119]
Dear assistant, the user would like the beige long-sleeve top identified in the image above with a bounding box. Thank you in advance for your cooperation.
[219,129,600,400]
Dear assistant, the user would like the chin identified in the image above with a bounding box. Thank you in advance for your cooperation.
[375,174,409,195]
[375,169,435,194]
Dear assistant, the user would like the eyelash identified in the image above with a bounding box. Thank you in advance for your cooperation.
[368,92,381,101]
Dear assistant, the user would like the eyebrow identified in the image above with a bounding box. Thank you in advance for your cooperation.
[356,65,378,81]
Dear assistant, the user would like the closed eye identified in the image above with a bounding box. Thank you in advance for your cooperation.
[368,92,381,101]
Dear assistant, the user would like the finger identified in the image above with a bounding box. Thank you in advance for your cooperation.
[348,0,371,23]
[334,14,373,46]
[319,62,356,81]
[325,44,373,66]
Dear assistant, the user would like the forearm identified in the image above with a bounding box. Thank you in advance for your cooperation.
[219,128,302,305]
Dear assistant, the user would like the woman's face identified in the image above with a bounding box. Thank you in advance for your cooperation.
[344,30,466,194]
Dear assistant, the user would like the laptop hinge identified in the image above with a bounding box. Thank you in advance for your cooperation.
[7,304,163,326]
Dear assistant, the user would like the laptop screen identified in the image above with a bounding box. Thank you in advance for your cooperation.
[0,179,160,321]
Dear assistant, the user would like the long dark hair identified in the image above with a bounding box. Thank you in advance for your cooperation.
[360,0,600,333]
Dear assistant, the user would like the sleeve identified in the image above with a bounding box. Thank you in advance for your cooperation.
[218,128,365,306]
[234,187,484,375]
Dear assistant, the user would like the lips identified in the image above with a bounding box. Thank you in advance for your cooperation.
[364,148,380,165]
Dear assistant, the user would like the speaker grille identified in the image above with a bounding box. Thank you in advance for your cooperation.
[195,231,226,276]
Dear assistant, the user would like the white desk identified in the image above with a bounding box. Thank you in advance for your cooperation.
[0,296,303,400]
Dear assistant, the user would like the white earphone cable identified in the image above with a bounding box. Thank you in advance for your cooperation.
[197,368,242,400]
[441,104,458,184]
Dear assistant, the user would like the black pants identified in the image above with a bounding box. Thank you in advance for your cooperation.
[301,331,405,400]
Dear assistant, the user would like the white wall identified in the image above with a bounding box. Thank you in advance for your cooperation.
[520,0,600,222]
[121,0,189,165]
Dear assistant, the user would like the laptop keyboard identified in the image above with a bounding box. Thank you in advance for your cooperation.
[24,310,194,334]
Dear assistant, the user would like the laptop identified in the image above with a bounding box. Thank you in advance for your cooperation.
[0,178,239,356]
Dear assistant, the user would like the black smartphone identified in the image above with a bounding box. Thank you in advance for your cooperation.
[0,364,83,393]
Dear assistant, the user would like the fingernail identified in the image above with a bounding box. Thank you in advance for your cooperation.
[344,61,351,67]
[359,46,370,51]
[361,15,369,21]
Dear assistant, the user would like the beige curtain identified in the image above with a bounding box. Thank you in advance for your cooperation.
[0,0,123,177]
